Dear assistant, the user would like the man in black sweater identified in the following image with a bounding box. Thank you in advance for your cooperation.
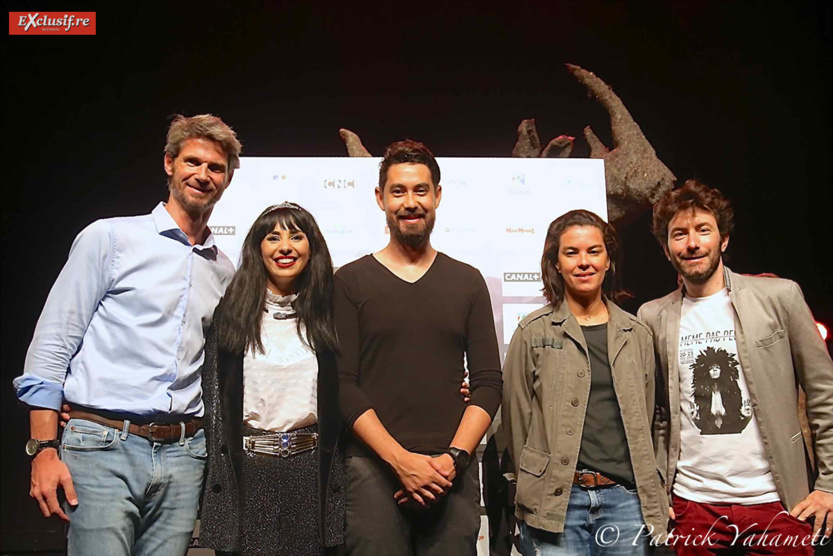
[335,140,502,555]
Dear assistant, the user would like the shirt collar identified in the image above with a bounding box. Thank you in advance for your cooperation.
[152,202,217,251]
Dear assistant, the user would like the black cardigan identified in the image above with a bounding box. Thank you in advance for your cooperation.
[198,319,345,552]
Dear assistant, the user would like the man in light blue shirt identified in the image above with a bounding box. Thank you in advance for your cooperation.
[14,114,240,556]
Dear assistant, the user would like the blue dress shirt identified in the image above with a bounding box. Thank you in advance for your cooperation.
[14,203,234,418]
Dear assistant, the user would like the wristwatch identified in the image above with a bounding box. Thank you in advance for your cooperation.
[25,438,60,457]
[446,447,471,472]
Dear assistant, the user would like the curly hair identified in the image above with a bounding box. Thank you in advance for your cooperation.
[652,179,733,247]
[690,346,748,433]
[540,209,630,307]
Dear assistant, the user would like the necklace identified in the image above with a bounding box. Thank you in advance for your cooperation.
[264,290,298,320]
[574,305,608,323]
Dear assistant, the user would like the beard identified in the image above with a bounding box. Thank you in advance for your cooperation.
[168,179,221,215]
[671,249,722,285]
[386,210,435,249]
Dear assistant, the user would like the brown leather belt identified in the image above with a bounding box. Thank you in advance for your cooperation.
[574,470,617,488]
[69,410,203,442]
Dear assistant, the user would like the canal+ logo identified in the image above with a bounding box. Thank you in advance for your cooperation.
[9,12,96,35]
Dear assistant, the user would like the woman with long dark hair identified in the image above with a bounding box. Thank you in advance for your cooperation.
[198,202,344,556]
[502,209,667,555]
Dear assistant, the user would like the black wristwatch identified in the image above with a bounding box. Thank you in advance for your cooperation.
[25,438,60,457]
[446,447,471,472]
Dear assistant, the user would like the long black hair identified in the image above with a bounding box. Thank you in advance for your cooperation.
[216,202,338,354]
[540,209,630,307]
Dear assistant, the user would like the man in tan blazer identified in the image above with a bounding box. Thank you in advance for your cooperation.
[638,179,832,554]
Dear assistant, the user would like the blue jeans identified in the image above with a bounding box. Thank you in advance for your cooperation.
[60,418,207,556]
[519,483,648,556]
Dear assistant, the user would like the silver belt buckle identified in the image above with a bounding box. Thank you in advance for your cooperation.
[243,432,318,458]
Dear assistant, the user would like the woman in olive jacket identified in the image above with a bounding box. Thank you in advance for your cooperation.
[502,210,667,555]
[199,203,344,555]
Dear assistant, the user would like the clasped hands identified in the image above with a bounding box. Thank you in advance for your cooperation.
[391,451,456,508]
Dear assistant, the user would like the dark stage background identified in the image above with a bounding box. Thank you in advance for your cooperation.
[2,1,831,551]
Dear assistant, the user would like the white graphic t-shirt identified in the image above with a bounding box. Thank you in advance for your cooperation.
[674,289,779,504]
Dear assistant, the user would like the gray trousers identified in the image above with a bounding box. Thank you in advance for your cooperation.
[345,454,481,556]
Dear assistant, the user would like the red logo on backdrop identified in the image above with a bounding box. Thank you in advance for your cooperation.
[9,12,96,35]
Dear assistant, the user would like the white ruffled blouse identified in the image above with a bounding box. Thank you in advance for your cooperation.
[242,291,318,432]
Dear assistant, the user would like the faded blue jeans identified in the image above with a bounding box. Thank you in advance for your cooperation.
[519,483,648,556]
[60,418,206,556]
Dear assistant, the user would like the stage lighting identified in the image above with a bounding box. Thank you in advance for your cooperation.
[817,322,828,341]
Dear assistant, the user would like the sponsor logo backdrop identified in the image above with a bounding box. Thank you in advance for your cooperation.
[203,157,604,555]
[209,157,606,359]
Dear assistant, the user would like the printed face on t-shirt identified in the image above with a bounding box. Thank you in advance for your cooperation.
[689,345,751,435]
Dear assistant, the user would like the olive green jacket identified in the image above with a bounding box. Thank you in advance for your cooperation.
[502,299,668,538]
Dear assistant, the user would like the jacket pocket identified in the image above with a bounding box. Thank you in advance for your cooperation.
[515,445,551,514]
[531,337,562,349]
[755,328,786,347]
[519,445,551,477]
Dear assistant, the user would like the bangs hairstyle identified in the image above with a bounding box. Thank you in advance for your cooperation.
[651,179,734,248]
[378,139,441,191]
[540,209,630,307]
[216,203,337,355]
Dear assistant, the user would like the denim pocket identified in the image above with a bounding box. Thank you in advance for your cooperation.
[616,483,639,495]
[185,428,207,459]
[62,419,118,452]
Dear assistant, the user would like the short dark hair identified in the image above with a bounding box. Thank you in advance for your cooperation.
[216,202,337,355]
[652,179,734,248]
[540,209,630,307]
[378,140,441,191]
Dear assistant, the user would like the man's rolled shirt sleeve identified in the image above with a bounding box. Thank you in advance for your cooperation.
[464,273,502,418]
[14,220,114,410]
[334,272,373,428]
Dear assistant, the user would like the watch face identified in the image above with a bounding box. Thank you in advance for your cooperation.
[450,448,470,469]
[25,438,40,456]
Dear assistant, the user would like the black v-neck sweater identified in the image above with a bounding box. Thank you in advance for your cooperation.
[334,253,502,454]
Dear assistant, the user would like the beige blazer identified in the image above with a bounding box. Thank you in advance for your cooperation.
[638,267,833,510]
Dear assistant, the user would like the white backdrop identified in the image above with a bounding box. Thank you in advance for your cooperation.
[197,157,606,555]
[208,157,607,353]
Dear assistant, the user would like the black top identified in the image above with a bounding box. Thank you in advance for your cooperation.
[577,323,636,486]
[334,253,502,455]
